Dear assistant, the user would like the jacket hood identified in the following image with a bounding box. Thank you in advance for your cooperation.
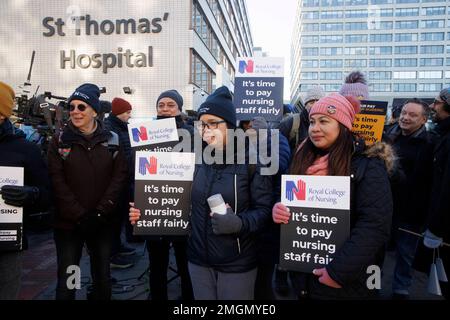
[363,141,397,176]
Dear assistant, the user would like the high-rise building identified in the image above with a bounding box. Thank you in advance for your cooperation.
[291,0,450,107]
[0,0,253,116]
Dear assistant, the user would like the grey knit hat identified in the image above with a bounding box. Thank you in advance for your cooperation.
[303,85,325,105]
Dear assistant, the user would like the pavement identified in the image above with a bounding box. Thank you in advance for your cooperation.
[17,229,444,300]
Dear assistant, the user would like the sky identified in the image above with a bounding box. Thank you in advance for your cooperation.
[245,0,297,101]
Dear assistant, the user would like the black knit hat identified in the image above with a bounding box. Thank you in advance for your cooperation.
[197,86,236,128]
[156,89,183,111]
[68,83,101,113]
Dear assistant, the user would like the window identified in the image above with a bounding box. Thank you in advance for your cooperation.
[300,72,319,80]
[191,51,215,94]
[447,45,450,54]
[420,45,444,54]
[302,48,319,56]
[320,59,343,68]
[345,0,368,4]
[321,0,345,5]
[370,34,393,42]
[421,32,445,41]
[418,83,442,92]
[420,58,444,66]
[369,46,392,55]
[393,83,416,92]
[302,23,319,32]
[447,58,450,66]
[393,71,416,79]
[301,35,319,44]
[320,35,344,43]
[369,71,391,80]
[320,72,343,80]
[421,20,445,29]
[321,23,344,31]
[379,9,393,17]
[303,0,320,6]
[369,59,392,67]
[369,21,393,30]
[445,71,450,78]
[396,0,419,3]
[394,58,417,67]
[320,10,344,19]
[345,22,368,30]
[301,60,319,68]
[344,47,367,55]
[395,8,419,16]
[300,84,315,92]
[370,83,391,92]
[396,21,418,29]
[345,34,368,43]
[418,71,443,79]
[394,46,418,54]
[320,47,343,55]
[395,33,418,42]
[370,0,393,3]
[323,84,342,92]
[345,59,367,67]
[302,11,319,19]
[345,10,368,18]
[421,7,446,16]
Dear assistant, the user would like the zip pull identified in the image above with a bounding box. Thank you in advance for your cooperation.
[234,173,241,255]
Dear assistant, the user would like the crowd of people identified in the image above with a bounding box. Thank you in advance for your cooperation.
[0,69,449,300]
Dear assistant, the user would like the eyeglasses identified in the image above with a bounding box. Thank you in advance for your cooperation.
[196,120,226,130]
[69,104,88,112]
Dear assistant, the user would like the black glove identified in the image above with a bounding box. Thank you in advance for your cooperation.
[211,208,242,235]
[77,212,109,234]
[0,185,39,207]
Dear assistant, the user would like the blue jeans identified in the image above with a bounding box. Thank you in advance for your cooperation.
[54,226,112,300]
[392,224,420,295]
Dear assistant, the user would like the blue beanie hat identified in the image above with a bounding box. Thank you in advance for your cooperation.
[197,86,236,128]
[68,83,101,113]
[157,89,183,111]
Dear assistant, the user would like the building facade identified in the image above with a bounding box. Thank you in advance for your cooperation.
[0,0,253,118]
[291,0,450,106]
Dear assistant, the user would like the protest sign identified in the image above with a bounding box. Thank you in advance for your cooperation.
[279,175,350,273]
[352,100,388,145]
[128,117,179,151]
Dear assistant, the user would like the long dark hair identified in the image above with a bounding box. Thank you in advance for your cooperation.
[289,123,354,176]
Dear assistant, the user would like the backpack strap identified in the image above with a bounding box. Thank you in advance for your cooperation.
[105,131,120,159]
[290,113,301,148]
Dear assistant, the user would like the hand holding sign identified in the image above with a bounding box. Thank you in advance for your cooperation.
[272,202,291,224]
[129,202,141,225]
[312,268,342,289]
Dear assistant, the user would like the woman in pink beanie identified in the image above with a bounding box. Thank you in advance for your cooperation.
[272,93,395,300]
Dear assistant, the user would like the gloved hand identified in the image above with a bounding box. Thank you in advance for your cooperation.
[423,229,443,249]
[211,208,242,235]
[0,185,39,207]
[77,211,109,234]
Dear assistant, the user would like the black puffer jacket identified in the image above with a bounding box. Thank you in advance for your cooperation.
[187,154,273,273]
[104,114,132,178]
[308,140,394,299]
[277,107,310,152]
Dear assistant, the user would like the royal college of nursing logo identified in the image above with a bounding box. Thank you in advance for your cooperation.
[138,156,158,175]
[238,59,254,74]
[285,179,306,201]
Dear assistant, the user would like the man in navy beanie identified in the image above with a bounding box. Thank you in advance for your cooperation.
[68,83,101,113]
[156,89,184,112]
[198,86,236,128]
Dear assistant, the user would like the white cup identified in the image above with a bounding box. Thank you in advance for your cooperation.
[207,194,227,215]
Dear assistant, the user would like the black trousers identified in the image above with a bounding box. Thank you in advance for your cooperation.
[54,226,112,300]
[146,238,193,300]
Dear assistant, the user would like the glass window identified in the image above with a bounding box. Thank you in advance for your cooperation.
[302,48,319,56]
[345,59,367,67]
[345,0,368,4]
[395,8,419,16]
[302,11,319,19]
[369,46,392,55]
[445,71,450,78]
[323,84,341,92]
[447,58,450,66]
[344,47,367,55]
[300,72,319,80]
[370,0,393,3]
[320,35,344,43]
[369,59,392,67]
[420,58,444,66]
[320,59,343,68]
[345,22,368,30]
[320,72,343,80]
[320,10,344,19]
[396,0,419,3]
[369,71,392,80]
[321,23,344,31]
[345,34,368,43]
[418,71,442,79]
[418,83,442,92]
[302,23,320,32]
[369,21,393,30]
[380,9,393,17]
[393,71,416,79]
[421,32,445,41]
[395,33,418,42]
[370,83,391,92]
[345,10,368,18]
[320,47,343,55]
[394,58,417,67]
[395,21,418,29]
[301,60,319,68]
[300,84,316,92]
[421,7,446,16]
[420,45,444,54]
[191,51,215,94]
[394,46,418,54]
[393,83,417,92]
[301,35,320,44]
[421,20,445,29]
[321,0,345,5]
[447,45,450,54]
[303,0,320,6]
[370,34,393,42]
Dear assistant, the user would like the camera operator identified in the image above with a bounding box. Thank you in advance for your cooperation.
[0,81,51,299]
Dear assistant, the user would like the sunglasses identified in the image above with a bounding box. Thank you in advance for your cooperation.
[69,104,88,112]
